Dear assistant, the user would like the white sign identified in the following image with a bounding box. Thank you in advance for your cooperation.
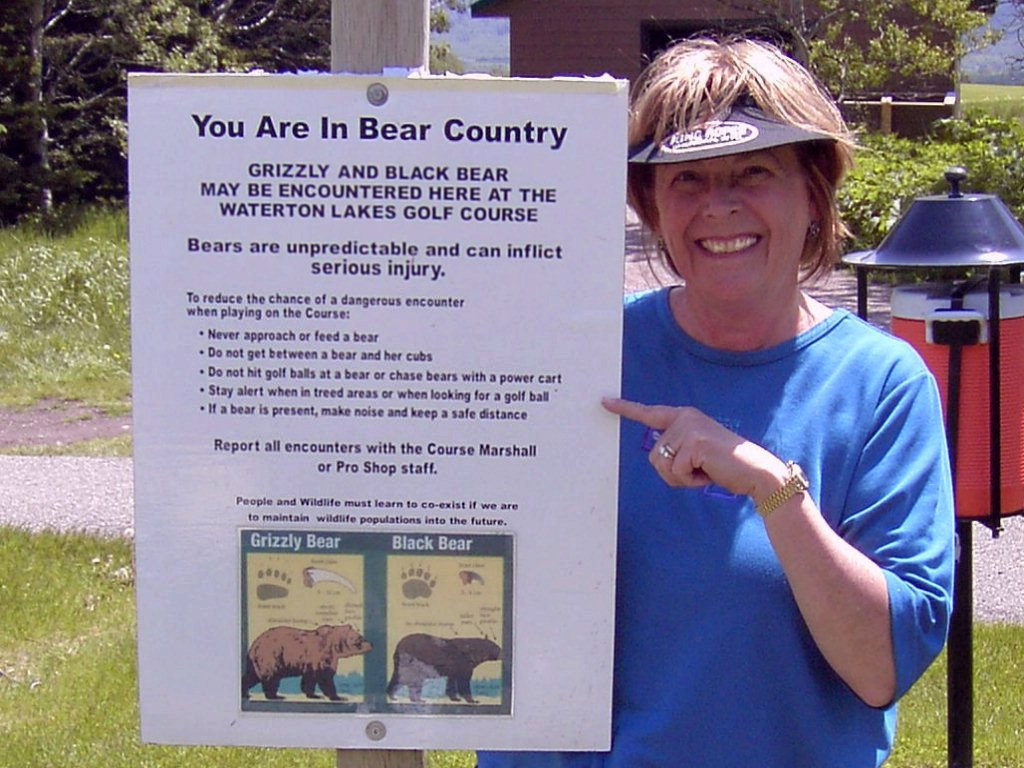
[129,73,626,751]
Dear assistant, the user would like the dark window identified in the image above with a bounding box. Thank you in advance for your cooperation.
[640,19,798,68]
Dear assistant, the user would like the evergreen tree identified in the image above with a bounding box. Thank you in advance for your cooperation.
[187,0,330,73]
[0,0,52,222]
[0,0,468,220]
[0,0,231,223]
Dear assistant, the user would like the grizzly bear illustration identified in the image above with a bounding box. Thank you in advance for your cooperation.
[242,623,372,701]
[386,633,501,704]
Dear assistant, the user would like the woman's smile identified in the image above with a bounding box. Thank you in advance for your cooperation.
[697,234,760,254]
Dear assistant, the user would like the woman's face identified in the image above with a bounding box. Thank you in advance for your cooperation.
[650,146,815,312]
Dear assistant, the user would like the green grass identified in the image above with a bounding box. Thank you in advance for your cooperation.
[1,528,1019,767]
[0,206,130,408]
[3,433,133,457]
[0,526,474,767]
[887,623,1024,767]
[961,82,1024,121]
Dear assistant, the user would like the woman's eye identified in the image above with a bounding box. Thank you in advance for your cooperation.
[739,165,771,181]
[671,171,701,186]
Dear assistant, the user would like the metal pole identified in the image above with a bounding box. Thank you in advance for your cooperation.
[948,519,974,768]
[855,266,868,320]
[988,269,1003,533]
[330,1,430,765]
[943,284,973,768]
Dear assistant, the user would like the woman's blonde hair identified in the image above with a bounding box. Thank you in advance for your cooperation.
[628,37,856,281]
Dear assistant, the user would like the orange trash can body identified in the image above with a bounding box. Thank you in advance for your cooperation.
[890,284,1024,519]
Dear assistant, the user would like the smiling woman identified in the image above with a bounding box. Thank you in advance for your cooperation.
[478,36,955,768]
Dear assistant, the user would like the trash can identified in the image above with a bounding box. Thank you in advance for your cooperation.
[890,282,1024,518]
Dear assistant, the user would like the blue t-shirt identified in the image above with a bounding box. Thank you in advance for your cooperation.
[479,289,954,768]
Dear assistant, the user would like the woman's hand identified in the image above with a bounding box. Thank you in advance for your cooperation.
[602,395,897,707]
[601,397,787,504]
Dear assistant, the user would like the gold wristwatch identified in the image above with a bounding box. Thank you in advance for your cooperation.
[756,461,809,519]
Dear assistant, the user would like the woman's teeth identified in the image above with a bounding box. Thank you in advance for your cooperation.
[699,235,758,254]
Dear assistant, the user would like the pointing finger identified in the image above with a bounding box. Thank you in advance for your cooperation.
[601,397,678,429]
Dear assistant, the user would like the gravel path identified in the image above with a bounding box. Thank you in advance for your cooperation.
[972,517,1024,624]
[0,456,134,538]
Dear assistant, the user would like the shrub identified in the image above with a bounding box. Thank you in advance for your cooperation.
[839,114,1024,253]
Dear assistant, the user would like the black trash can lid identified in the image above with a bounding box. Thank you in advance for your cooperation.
[842,167,1024,269]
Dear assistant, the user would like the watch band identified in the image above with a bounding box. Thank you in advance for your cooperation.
[756,461,809,519]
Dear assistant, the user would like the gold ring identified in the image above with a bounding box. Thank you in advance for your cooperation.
[658,443,677,460]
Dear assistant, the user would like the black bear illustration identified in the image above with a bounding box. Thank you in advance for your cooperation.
[386,632,501,703]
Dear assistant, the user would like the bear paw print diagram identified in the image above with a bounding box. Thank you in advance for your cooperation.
[255,569,292,600]
[401,565,437,599]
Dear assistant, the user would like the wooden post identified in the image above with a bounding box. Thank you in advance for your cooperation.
[336,750,428,768]
[330,1,430,765]
[879,96,893,135]
[332,0,430,74]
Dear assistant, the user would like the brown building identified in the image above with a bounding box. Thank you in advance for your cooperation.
[471,0,995,135]
[471,0,786,85]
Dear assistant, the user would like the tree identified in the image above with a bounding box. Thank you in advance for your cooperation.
[430,0,467,73]
[431,0,467,35]
[0,0,54,220]
[0,0,231,224]
[0,0,466,221]
[185,0,329,73]
[710,0,995,101]
[996,0,1024,71]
